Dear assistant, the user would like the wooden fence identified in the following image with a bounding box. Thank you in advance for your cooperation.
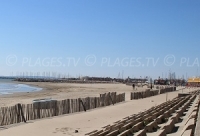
[131,87,176,100]
[0,92,125,126]
[159,87,176,94]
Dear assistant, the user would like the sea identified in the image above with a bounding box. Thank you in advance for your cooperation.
[0,79,42,95]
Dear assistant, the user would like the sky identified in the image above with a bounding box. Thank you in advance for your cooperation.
[0,0,200,79]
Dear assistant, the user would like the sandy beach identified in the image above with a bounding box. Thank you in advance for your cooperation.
[1,82,197,136]
[1,1,199,135]
[0,82,150,107]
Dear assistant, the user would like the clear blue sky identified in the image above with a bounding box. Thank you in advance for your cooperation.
[0,0,200,79]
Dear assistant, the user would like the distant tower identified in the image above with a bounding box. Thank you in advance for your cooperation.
[117,72,120,79]
[186,73,188,80]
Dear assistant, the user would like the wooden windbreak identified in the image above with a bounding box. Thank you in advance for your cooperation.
[0,92,125,126]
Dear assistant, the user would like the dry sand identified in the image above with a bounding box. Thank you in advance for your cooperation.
[0,82,196,136]
[0,82,148,107]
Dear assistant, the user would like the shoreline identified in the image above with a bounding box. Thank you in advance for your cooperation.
[0,82,133,107]
[0,81,44,97]
[0,81,185,107]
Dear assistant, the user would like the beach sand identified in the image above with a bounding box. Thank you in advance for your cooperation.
[0,82,149,107]
[0,82,195,136]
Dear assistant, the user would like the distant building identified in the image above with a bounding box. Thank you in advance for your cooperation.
[80,76,89,81]
[154,78,186,86]
[124,77,148,84]
[80,76,112,82]
[187,77,200,87]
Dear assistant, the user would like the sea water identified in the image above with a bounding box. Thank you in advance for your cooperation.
[0,79,42,95]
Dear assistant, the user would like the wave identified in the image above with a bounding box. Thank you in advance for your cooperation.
[0,83,19,91]
[0,83,42,95]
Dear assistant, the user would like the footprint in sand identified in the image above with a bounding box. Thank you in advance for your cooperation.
[53,127,81,135]
[53,127,73,134]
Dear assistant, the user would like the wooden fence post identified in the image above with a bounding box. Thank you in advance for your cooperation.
[79,99,86,112]
[17,104,26,123]
[109,93,114,105]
